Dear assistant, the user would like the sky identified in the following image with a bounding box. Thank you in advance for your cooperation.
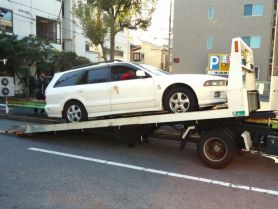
[130,0,172,46]
[148,0,172,40]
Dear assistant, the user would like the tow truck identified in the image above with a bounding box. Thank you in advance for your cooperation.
[2,38,278,169]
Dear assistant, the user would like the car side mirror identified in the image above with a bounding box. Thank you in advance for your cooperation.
[136,70,146,78]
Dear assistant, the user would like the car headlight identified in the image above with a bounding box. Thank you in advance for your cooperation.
[203,80,227,86]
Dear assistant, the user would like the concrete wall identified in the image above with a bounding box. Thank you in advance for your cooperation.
[172,0,274,81]
[114,31,131,62]
[62,0,99,62]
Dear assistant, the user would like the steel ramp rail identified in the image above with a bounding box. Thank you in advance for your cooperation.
[21,109,246,135]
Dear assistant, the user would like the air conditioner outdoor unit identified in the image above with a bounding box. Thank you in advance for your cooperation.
[0,77,15,97]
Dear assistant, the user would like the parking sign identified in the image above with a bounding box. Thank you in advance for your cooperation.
[208,54,230,76]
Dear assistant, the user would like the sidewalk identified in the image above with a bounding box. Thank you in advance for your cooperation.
[0,97,60,124]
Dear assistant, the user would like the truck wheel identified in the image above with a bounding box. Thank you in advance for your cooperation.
[164,87,197,113]
[221,127,244,154]
[63,101,88,123]
[197,129,237,169]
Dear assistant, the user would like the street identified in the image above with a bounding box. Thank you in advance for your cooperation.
[0,119,278,209]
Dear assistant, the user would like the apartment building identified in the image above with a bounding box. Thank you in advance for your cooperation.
[0,0,62,50]
[172,0,277,81]
[0,0,130,63]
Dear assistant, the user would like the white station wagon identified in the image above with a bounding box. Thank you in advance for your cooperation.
[45,61,227,122]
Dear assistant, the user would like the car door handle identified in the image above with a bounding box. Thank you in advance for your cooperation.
[77,89,83,92]
[113,85,119,94]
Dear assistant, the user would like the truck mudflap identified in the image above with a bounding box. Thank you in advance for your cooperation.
[265,133,278,155]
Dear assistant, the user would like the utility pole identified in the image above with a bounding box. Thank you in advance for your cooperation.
[167,0,172,72]
[269,0,278,111]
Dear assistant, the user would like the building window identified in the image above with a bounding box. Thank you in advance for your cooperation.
[207,36,213,50]
[133,52,142,61]
[242,36,261,48]
[85,42,90,52]
[115,49,124,57]
[254,66,260,80]
[0,7,13,33]
[244,4,264,16]
[208,7,214,19]
[36,16,58,43]
[62,2,64,17]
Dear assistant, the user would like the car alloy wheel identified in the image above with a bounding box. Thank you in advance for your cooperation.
[164,87,197,113]
[169,92,190,112]
[63,101,88,122]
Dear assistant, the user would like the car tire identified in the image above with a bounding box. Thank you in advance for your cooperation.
[197,129,237,169]
[164,87,197,113]
[63,101,88,123]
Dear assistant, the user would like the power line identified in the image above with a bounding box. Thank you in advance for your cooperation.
[3,0,88,36]
[8,0,61,19]
[13,12,35,21]
[12,12,84,36]
[7,0,79,25]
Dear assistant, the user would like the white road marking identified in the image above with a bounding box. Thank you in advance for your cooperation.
[28,147,278,196]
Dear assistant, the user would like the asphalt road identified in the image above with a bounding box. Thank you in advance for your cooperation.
[0,119,278,209]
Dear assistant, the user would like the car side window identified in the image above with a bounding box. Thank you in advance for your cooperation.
[111,66,136,81]
[87,67,109,84]
[111,65,151,81]
[54,70,85,88]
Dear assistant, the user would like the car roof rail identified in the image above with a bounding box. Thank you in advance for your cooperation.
[69,59,124,70]
[70,63,94,69]
[109,59,124,63]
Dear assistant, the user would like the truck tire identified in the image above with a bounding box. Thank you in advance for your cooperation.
[197,129,237,169]
[221,127,244,154]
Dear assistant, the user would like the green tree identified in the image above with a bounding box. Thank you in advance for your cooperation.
[0,33,57,96]
[75,1,109,61]
[53,51,91,72]
[74,0,157,61]
[0,33,22,76]
[0,33,56,78]
[18,35,56,79]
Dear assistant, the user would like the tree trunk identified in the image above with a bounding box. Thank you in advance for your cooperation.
[110,34,115,61]
[110,21,116,61]
[100,44,107,62]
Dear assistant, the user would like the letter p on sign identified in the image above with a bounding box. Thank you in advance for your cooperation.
[210,56,220,70]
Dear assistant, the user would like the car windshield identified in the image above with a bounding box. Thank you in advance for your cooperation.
[138,64,171,76]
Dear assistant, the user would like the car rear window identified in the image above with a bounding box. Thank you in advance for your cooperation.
[87,67,109,84]
[54,70,85,87]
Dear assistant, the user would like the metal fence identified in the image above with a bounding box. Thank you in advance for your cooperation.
[256,81,270,102]
[256,81,270,110]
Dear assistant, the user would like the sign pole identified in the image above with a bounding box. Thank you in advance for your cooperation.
[5,96,9,114]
